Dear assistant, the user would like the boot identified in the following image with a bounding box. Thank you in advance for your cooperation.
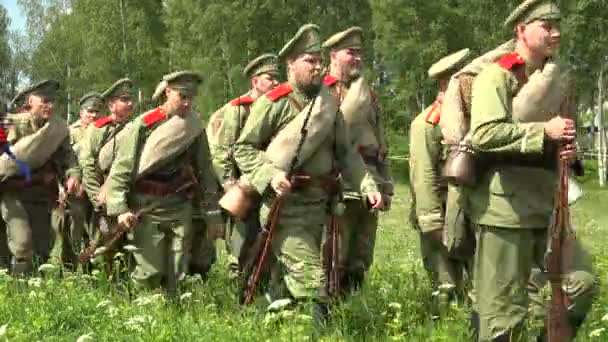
[312,301,329,331]
[11,259,33,276]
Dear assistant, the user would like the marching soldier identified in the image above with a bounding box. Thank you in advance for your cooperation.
[0,88,33,269]
[104,71,222,293]
[80,79,135,263]
[0,80,81,275]
[409,49,472,318]
[207,53,279,277]
[59,92,104,269]
[321,26,393,293]
[233,24,382,322]
[467,1,597,340]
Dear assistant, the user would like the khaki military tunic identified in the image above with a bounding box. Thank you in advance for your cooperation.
[105,108,221,289]
[234,81,377,301]
[0,113,79,272]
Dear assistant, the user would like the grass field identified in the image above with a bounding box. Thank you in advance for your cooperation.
[0,163,606,341]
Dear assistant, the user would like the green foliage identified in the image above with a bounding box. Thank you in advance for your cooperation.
[6,0,608,127]
[0,179,606,341]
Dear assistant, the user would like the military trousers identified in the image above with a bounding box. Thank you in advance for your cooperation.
[189,216,217,277]
[57,195,93,269]
[473,225,597,341]
[0,189,55,273]
[260,195,327,302]
[127,194,193,290]
[340,199,378,288]
[0,220,10,269]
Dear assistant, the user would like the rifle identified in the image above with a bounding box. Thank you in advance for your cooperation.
[241,91,319,305]
[78,180,195,264]
[325,179,344,298]
[545,146,575,341]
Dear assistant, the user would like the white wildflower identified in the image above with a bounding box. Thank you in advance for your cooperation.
[0,324,7,340]
[96,300,112,309]
[180,292,193,301]
[106,306,119,318]
[438,283,456,291]
[388,302,402,310]
[267,298,292,312]
[27,277,42,288]
[589,328,605,338]
[91,270,101,276]
[124,315,154,333]
[76,332,94,342]
[602,313,608,322]
[113,252,124,259]
[133,293,164,306]
[38,264,57,272]
[431,290,440,297]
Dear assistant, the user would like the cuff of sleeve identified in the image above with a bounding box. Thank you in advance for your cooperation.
[360,172,380,194]
[106,200,128,217]
[250,162,282,195]
[417,213,444,233]
[520,123,545,154]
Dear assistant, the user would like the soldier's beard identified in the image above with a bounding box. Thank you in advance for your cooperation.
[296,74,322,98]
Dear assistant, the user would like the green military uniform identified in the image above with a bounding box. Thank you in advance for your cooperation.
[59,92,103,268]
[468,1,597,340]
[322,27,393,293]
[408,49,472,318]
[0,80,80,274]
[80,80,134,263]
[234,24,378,307]
[207,54,279,277]
[1,88,35,269]
[105,71,222,290]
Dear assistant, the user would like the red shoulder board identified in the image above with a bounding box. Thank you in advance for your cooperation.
[230,96,254,106]
[0,127,7,143]
[497,52,525,71]
[425,102,441,125]
[94,116,114,128]
[370,89,377,100]
[323,75,338,86]
[142,108,167,127]
[265,83,292,102]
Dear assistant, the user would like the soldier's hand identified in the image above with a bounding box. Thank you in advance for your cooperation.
[118,212,138,229]
[65,177,80,194]
[271,172,292,196]
[544,116,576,142]
[560,143,577,161]
[366,192,383,209]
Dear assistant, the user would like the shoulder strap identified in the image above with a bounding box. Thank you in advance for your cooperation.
[94,116,114,128]
[142,107,167,127]
[266,83,292,102]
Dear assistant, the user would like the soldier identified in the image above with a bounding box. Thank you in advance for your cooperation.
[207,53,279,277]
[0,80,80,275]
[321,27,393,293]
[467,1,597,340]
[59,92,104,269]
[104,71,222,293]
[233,24,382,322]
[409,49,471,318]
[80,79,135,263]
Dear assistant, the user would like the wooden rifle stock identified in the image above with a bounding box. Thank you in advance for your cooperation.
[546,148,574,341]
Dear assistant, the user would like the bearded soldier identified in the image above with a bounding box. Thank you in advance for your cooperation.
[207,53,279,277]
[233,24,382,322]
[59,92,104,268]
[467,1,597,340]
[104,71,221,292]
[0,80,81,275]
[321,27,393,293]
[80,79,135,259]
[409,49,472,318]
